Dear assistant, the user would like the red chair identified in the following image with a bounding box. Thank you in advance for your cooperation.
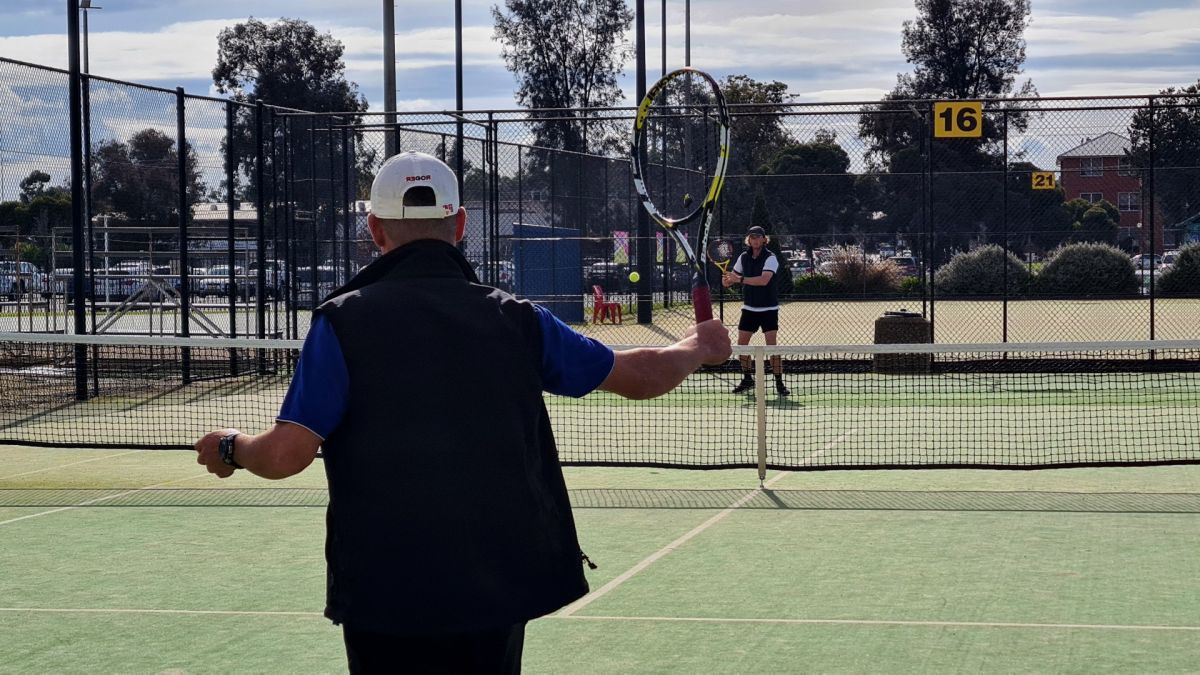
[592,285,622,324]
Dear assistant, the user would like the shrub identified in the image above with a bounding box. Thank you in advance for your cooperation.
[1034,242,1139,296]
[825,246,902,293]
[934,244,1031,297]
[899,276,925,296]
[793,273,838,296]
[1158,243,1200,296]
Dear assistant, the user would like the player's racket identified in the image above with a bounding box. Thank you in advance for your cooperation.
[706,239,737,275]
[632,67,730,322]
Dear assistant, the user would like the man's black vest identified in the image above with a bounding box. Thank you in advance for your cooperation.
[739,249,780,309]
[315,240,588,634]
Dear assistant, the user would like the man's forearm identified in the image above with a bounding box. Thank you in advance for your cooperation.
[231,423,321,479]
[601,345,707,400]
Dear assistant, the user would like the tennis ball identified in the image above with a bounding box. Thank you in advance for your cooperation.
[628,271,641,283]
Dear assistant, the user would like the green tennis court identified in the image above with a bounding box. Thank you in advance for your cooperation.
[2,445,1198,673]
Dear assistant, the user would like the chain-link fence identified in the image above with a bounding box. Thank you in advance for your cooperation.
[3,55,1199,343]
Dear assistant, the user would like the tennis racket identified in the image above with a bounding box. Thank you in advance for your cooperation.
[632,67,731,323]
[706,239,737,275]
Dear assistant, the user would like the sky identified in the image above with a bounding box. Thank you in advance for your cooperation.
[1,0,1200,113]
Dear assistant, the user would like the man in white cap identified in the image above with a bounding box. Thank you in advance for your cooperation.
[195,152,730,672]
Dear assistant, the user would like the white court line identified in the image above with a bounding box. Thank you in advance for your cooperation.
[558,614,1200,632]
[0,607,323,618]
[0,450,144,481]
[559,431,860,618]
[0,607,1195,633]
[0,473,210,527]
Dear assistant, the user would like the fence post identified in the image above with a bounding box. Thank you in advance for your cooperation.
[1002,109,1009,343]
[925,102,936,340]
[225,102,237,347]
[67,0,88,399]
[342,123,352,281]
[255,101,267,343]
[176,87,191,383]
[1148,96,1157,341]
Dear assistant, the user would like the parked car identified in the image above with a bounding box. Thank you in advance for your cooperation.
[295,265,347,306]
[474,261,516,292]
[0,261,48,299]
[1160,250,1179,270]
[248,260,287,298]
[197,265,246,298]
[789,258,814,276]
[1130,254,1162,270]
[888,256,919,277]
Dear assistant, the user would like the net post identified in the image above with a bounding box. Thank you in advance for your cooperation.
[755,345,767,482]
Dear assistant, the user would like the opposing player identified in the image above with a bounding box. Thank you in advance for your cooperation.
[721,225,789,396]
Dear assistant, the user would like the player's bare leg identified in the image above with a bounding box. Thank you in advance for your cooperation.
[732,329,755,393]
[764,330,789,396]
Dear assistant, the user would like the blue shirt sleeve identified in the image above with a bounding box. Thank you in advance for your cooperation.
[535,304,615,398]
[277,315,349,440]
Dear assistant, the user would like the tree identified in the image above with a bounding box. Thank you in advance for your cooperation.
[758,133,857,261]
[18,170,53,203]
[1128,82,1200,227]
[91,129,206,225]
[715,75,796,221]
[1063,198,1120,244]
[213,17,373,201]
[860,0,1038,254]
[493,0,632,154]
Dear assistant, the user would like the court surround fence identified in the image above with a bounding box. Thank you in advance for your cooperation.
[2,56,1200,348]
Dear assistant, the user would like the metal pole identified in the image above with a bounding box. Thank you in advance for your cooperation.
[455,0,465,200]
[1002,110,1009,344]
[661,0,667,75]
[1148,97,1157,341]
[685,0,691,66]
[635,0,652,324]
[342,124,352,280]
[226,103,238,347]
[68,0,88,398]
[383,0,397,158]
[176,87,191,382]
[255,102,267,347]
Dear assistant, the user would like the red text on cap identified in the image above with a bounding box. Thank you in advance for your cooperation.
[406,175,432,182]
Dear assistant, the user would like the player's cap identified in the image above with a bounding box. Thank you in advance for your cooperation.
[370,152,460,220]
[746,226,767,237]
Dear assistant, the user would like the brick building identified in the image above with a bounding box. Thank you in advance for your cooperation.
[1056,132,1165,253]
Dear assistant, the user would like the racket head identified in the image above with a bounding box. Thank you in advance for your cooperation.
[631,67,730,324]
[706,239,737,273]
[631,67,731,230]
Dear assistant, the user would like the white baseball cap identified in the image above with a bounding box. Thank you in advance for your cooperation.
[370,152,460,220]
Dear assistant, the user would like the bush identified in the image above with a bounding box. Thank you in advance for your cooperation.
[899,276,925,296]
[1034,242,1139,296]
[934,244,1031,297]
[1158,243,1200,296]
[792,273,838,296]
[825,245,902,293]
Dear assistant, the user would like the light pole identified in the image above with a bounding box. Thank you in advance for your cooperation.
[383,0,397,158]
[79,1,101,73]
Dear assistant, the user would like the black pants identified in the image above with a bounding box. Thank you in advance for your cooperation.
[342,622,526,674]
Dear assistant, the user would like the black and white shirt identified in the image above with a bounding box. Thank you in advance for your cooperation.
[732,250,780,311]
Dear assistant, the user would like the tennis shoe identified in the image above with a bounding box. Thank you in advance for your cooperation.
[775,379,790,397]
[731,375,755,394]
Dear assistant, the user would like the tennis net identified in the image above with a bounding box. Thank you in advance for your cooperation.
[1,332,1198,472]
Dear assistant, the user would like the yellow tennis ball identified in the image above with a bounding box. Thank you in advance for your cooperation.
[628,271,641,283]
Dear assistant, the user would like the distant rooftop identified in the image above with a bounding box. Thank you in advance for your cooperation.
[1057,132,1131,160]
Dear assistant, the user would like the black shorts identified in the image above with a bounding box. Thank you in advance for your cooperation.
[738,309,779,333]
[343,622,525,674]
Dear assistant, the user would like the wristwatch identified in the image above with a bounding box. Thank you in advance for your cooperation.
[218,432,243,469]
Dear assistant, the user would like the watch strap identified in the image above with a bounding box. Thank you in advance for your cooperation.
[218,432,243,469]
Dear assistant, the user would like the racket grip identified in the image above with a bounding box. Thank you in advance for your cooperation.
[692,285,713,323]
